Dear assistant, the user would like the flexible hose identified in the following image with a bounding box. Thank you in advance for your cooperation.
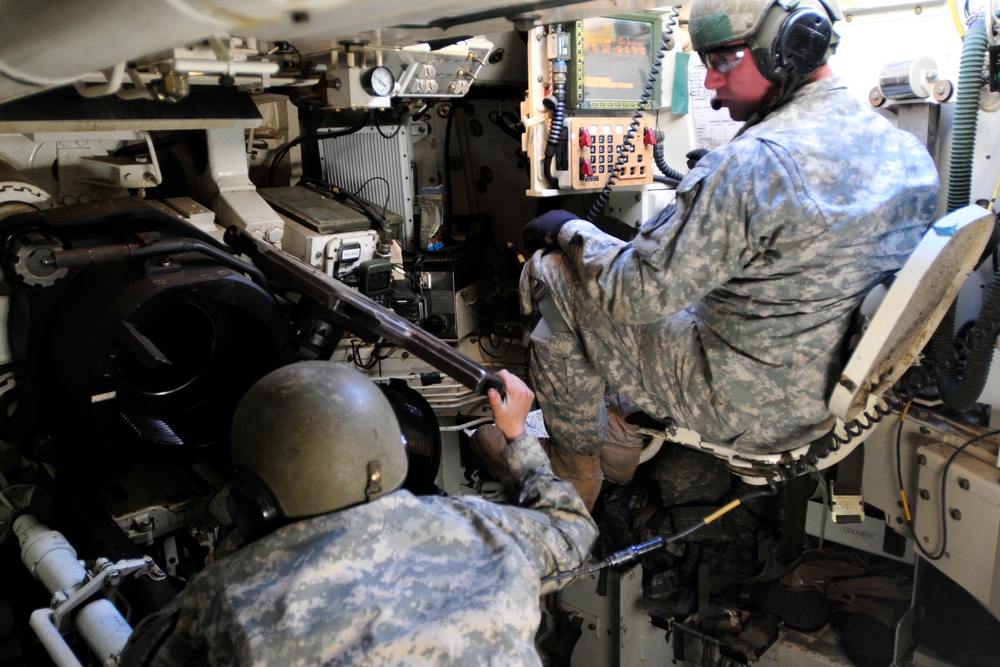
[935,267,1000,409]
[543,97,566,189]
[653,140,684,181]
[930,15,997,408]
[946,14,987,213]
[543,32,568,190]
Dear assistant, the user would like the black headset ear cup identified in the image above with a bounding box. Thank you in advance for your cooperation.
[227,472,284,541]
[774,7,833,80]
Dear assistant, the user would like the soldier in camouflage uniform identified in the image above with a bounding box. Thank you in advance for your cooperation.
[519,0,940,509]
[119,362,597,666]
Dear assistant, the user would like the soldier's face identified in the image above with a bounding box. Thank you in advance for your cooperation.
[702,43,777,122]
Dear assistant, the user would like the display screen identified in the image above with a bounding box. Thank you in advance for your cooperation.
[359,259,392,296]
[577,17,656,108]
[367,270,391,293]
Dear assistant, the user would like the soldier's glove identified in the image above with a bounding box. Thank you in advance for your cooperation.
[685,148,709,170]
[523,209,579,253]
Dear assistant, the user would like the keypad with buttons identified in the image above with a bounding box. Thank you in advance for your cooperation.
[569,116,656,190]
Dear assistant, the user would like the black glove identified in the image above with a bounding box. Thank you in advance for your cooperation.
[523,209,578,252]
[685,148,709,170]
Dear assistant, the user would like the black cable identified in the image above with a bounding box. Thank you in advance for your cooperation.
[267,112,371,187]
[351,340,395,371]
[113,131,186,158]
[653,140,684,181]
[542,100,566,190]
[542,481,778,584]
[653,175,681,187]
[271,41,303,73]
[354,176,392,221]
[297,177,393,250]
[376,123,404,139]
[895,418,1000,561]
[478,331,514,359]
[586,8,680,222]
[489,109,523,141]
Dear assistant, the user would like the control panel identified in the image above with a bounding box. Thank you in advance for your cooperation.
[568,116,656,190]
[394,38,494,99]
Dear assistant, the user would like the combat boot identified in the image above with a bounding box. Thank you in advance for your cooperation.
[600,401,645,484]
[540,439,603,512]
[469,424,512,484]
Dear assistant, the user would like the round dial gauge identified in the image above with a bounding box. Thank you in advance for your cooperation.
[361,66,395,97]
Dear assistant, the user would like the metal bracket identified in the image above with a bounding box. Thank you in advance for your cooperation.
[366,461,384,500]
[51,556,166,631]
[830,482,865,524]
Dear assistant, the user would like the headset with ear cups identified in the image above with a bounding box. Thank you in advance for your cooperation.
[770,5,834,82]
[226,468,287,541]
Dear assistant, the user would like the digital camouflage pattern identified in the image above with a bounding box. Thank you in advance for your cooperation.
[119,436,597,667]
[522,76,939,456]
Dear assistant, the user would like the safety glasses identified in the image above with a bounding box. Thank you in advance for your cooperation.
[699,45,748,74]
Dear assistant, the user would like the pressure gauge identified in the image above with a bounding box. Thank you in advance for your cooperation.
[361,66,395,97]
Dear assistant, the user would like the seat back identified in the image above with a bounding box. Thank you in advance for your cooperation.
[829,205,996,422]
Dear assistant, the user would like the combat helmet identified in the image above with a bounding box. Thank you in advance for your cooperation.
[689,0,843,84]
[228,361,406,536]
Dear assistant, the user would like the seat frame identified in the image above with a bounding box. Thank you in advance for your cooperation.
[645,205,997,486]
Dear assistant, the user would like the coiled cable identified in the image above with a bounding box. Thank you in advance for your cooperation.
[653,132,684,181]
[542,26,568,190]
[586,8,680,222]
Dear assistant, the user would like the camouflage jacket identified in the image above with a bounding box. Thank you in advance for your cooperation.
[120,435,598,666]
[555,76,940,447]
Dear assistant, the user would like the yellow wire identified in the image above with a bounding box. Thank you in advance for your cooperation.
[949,0,966,37]
[899,400,913,521]
[989,172,1000,212]
[703,498,741,524]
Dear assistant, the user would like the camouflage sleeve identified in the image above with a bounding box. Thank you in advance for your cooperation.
[118,594,210,667]
[500,434,599,592]
[556,142,763,323]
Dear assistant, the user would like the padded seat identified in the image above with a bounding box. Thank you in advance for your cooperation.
[639,205,996,486]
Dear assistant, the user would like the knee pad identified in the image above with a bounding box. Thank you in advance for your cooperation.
[527,279,571,342]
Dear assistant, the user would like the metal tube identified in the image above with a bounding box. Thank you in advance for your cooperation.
[28,610,83,667]
[172,58,279,76]
[15,515,134,667]
[75,600,133,665]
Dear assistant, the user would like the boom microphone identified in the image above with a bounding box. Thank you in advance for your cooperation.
[710,95,722,111]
